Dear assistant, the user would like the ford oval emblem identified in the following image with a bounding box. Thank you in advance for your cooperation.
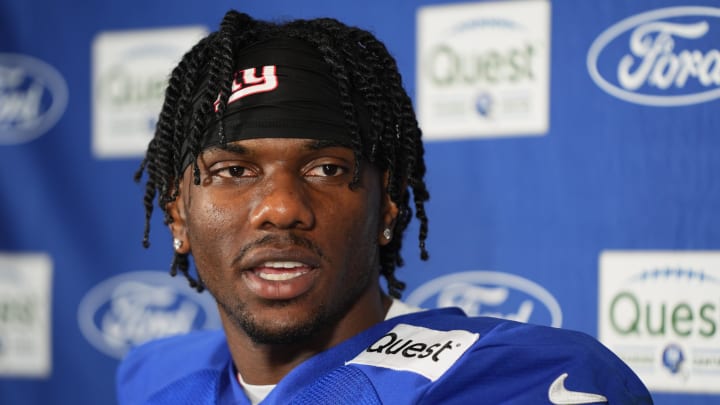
[77,271,221,359]
[0,53,68,144]
[587,6,720,106]
[405,271,562,327]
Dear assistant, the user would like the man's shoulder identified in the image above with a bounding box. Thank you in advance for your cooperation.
[403,307,600,345]
[400,307,627,368]
[120,328,229,370]
[385,308,652,404]
[116,329,230,404]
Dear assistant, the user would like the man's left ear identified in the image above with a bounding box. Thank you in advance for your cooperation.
[378,172,399,246]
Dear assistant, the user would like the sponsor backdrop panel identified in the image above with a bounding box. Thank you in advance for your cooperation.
[0,0,717,404]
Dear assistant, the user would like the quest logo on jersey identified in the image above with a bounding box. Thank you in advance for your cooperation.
[92,27,207,158]
[406,271,562,327]
[0,53,68,145]
[347,324,478,381]
[599,251,720,394]
[587,6,720,106]
[77,271,220,359]
[416,0,550,140]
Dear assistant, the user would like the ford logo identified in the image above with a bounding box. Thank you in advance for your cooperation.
[0,53,68,144]
[77,271,221,359]
[587,6,720,106]
[405,271,562,327]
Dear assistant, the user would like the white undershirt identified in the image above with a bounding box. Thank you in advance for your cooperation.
[238,299,423,404]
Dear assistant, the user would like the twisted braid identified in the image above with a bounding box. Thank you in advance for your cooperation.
[135,11,430,298]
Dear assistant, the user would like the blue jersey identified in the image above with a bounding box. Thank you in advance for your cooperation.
[117,307,652,404]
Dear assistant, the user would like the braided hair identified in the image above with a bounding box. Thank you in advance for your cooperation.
[135,10,429,298]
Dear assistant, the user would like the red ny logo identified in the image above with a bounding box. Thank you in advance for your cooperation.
[214,65,278,111]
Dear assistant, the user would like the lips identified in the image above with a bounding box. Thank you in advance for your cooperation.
[239,251,321,300]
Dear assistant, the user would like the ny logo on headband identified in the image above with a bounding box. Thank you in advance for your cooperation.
[214,65,278,112]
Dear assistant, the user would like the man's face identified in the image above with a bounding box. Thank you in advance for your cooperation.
[170,138,395,344]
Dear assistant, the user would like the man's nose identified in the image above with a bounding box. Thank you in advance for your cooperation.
[248,171,315,230]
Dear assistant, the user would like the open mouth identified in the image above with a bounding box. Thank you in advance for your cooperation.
[255,261,311,281]
[242,258,319,300]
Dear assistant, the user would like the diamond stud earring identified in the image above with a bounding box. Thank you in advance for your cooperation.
[383,228,392,241]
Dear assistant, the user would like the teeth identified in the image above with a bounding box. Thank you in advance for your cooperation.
[262,261,305,269]
[258,271,307,281]
[256,262,309,281]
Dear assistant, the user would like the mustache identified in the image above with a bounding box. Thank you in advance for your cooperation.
[233,233,325,266]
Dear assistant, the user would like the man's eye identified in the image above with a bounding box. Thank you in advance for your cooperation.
[307,164,346,177]
[217,166,249,178]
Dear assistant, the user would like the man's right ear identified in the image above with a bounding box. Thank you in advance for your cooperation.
[167,197,190,254]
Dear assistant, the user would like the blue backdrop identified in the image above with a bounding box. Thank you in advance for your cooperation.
[1,0,718,404]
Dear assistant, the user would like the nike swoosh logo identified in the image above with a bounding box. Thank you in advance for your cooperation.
[548,373,608,404]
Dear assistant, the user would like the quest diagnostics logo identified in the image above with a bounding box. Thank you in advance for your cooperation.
[587,7,720,106]
[77,271,220,359]
[406,271,562,327]
[416,0,550,140]
[0,253,52,377]
[347,324,478,381]
[599,251,720,394]
[0,53,68,144]
[92,27,207,157]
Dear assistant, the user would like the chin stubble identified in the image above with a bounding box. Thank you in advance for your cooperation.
[217,268,372,345]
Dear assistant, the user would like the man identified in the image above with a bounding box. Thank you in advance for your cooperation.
[120,10,652,404]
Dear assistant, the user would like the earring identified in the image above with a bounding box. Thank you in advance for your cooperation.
[383,228,392,241]
[173,238,183,251]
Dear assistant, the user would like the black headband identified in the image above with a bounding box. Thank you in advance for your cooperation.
[182,37,368,169]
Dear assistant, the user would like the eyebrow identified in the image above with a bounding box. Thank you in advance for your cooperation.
[216,143,248,154]
[305,139,353,150]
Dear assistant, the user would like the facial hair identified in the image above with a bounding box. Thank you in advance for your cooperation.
[216,264,372,345]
